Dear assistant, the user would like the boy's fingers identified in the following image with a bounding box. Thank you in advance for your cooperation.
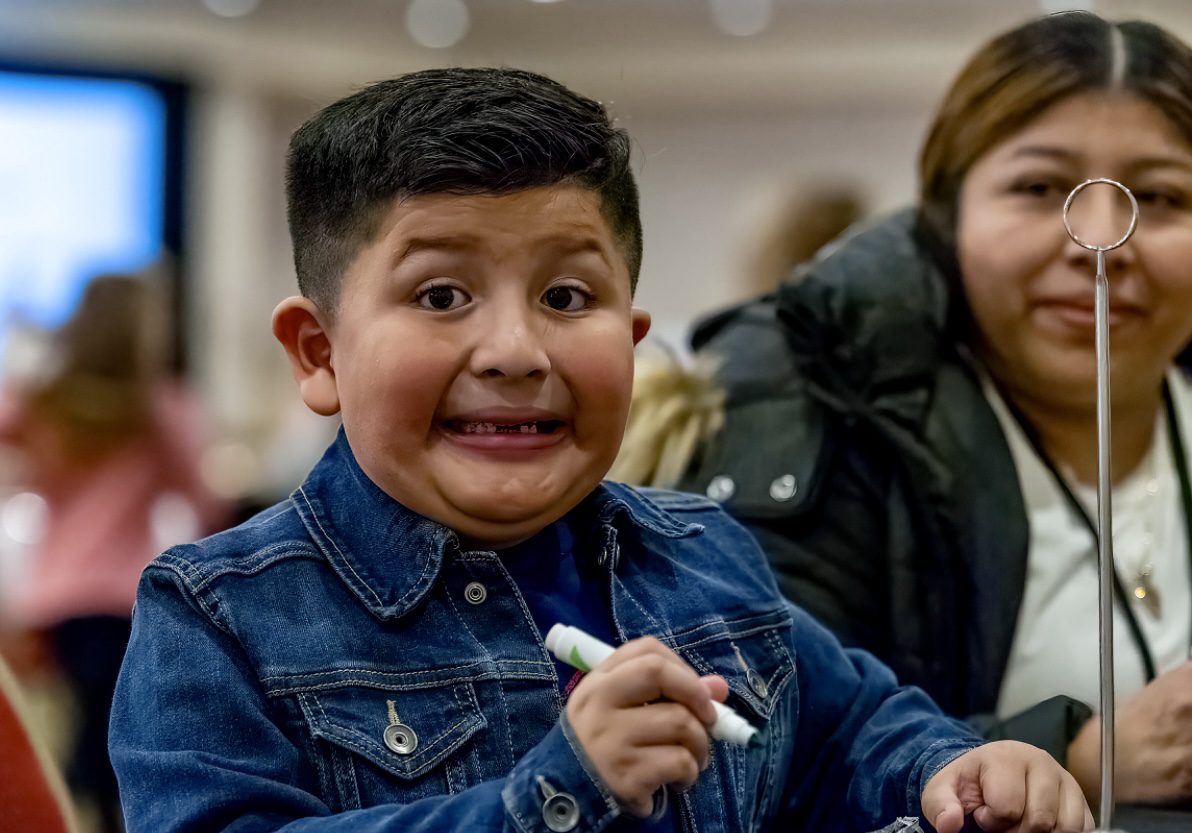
[700,674,729,704]
[597,637,688,673]
[598,653,715,723]
[920,764,966,833]
[615,747,701,818]
[618,702,711,770]
[651,745,702,794]
[969,764,1026,831]
[928,800,964,833]
[1015,768,1061,832]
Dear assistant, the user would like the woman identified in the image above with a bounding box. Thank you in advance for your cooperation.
[672,11,1192,805]
[0,275,227,833]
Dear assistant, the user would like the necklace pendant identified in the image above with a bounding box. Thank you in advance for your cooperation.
[1133,564,1162,618]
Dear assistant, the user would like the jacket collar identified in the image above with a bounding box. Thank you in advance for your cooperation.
[293,430,701,620]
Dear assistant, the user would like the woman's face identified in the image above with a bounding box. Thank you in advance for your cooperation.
[957,92,1192,411]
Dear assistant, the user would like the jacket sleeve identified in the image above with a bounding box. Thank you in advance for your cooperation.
[109,565,622,833]
[776,602,982,832]
[680,299,1093,763]
[722,435,1093,766]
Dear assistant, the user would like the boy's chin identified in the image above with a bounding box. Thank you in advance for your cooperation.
[436,491,590,550]
[449,512,568,551]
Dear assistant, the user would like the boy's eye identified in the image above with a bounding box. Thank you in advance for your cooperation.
[542,285,591,312]
[416,284,469,311]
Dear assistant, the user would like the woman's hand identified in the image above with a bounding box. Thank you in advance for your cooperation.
[1067,660,1192,805]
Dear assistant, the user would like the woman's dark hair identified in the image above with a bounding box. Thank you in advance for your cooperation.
[286,67,642,314]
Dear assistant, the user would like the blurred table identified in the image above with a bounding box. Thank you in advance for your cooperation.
[1115,804,1192,832]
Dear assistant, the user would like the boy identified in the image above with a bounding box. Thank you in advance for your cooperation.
[109,68,1091,833]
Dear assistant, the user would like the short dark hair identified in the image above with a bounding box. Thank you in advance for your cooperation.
[286,67,643,312]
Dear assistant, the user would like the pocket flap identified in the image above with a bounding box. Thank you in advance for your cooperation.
[676,615,795,722]
[299,682,485,780]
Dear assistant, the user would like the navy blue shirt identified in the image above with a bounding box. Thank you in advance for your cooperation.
[498,521,614,698]
[499,520,679,832]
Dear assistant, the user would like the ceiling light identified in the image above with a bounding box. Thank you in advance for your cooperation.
[406,0,470,49]
[708,0,772,38]
[202,0,260,18]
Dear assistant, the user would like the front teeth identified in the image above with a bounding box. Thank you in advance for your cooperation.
[461,422,539,434]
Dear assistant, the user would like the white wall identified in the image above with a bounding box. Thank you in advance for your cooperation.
[630,111,926,350]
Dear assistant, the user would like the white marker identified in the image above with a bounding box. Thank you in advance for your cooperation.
[544,623,760,747]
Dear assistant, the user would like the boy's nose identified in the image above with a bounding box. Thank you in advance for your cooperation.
[469,318,551,380]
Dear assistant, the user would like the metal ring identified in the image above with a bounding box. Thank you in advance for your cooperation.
[1062,178,1139,253]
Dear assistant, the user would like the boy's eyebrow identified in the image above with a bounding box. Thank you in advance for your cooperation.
[391,235,479,264]
[535,233,614,266]
[391,233,614,266]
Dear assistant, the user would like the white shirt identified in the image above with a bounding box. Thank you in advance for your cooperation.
[990,370,1192,719]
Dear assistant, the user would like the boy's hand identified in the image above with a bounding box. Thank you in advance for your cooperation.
[564,636,729,817]
[921,741,1093,833]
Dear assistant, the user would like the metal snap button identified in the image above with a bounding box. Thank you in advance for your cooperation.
[538,776,580,833]
[769,474,797,502]
[746,668,769,699]
[383,722,418,755]
[543,793,580,832]
[706,475,735,502]
[464,581,487,605]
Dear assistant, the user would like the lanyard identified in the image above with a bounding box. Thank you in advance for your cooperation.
[1003,383,1192,683]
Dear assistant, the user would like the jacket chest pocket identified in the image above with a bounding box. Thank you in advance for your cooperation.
[676,619,795,833]
[297,681,487,811]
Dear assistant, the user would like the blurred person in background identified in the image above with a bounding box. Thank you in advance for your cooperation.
[0,274,227,833]
[617,10,1192,811]
[741,183,868,297]
[610,184,867,492]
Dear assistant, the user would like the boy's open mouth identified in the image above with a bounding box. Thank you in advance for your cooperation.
[443,419,566,435]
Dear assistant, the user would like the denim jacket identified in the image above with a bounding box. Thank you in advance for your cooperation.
[110,431,981,833]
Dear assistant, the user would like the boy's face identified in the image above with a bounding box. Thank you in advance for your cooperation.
[275,185,650,548]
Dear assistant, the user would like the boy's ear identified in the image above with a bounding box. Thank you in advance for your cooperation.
[271,296,341,416]
[631,308,652,346]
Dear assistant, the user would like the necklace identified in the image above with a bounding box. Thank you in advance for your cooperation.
[1127,449,1162,618]
[1003,382,1192,683]
[1066,429,1167,619]
[1133,563,1159,617]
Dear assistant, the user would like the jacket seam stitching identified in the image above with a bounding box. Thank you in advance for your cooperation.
[148,560,234,637]
[298,485,386,608]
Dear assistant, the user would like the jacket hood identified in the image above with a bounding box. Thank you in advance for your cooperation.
[694,209,953,433]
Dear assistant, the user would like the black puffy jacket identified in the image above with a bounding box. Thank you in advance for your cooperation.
[678,209,1093,763]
